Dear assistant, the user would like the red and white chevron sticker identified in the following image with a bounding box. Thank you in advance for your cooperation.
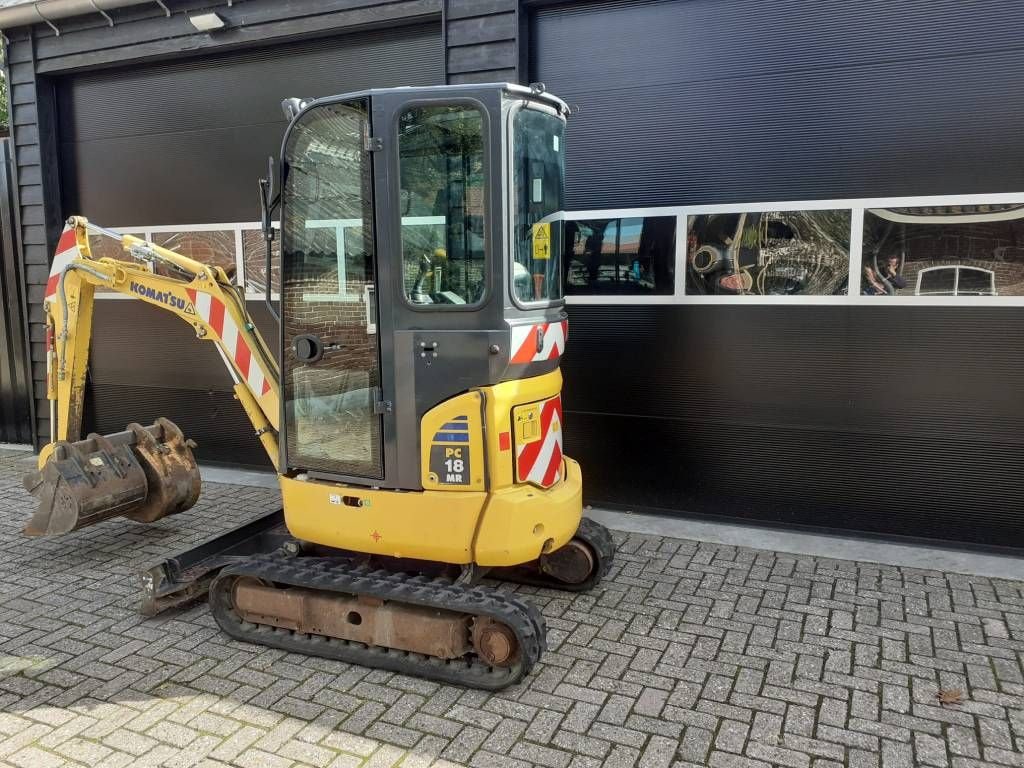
[509,319,568,364]
[44,225,81,302]
[187,289,271,396]
[516,396,564,488]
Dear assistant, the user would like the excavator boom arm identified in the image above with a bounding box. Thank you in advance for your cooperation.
[23,216,283,536]
[44,217,281,470]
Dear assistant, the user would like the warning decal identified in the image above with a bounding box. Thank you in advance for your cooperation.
[532,222,551,260]
[428,416,472,486]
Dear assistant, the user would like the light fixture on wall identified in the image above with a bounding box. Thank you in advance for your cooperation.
[188,12,226,32]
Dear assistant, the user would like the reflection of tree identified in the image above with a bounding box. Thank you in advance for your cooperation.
[688,210,850,295]
[564,217,675,295]
[786,210,851,250]
[569,220,612,287]
[399,107,483,213]
[398,107,485,302]
[756,211,849,295]
[286,104,371,271]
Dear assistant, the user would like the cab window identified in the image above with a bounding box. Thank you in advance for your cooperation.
[398,104,486,306]
[512,107,566,304]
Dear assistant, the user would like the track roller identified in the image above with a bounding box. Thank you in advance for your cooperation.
[209,555,546,690]
[495,517,615,592]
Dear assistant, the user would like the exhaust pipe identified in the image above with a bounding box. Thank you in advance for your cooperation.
[23,418,201,536]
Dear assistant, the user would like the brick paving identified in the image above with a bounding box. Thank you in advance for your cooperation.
[1,447,1022,768]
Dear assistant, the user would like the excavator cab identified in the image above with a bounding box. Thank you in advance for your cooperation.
[273,85,590,568]
[23,84,612,689]
[279,85,565,484]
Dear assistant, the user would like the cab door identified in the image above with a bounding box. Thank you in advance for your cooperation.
[279,97,385,480]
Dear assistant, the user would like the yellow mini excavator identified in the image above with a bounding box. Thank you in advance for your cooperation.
[22,83,613,689]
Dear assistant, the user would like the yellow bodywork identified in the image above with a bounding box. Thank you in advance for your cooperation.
[42,217,581,568]
[282,369,582,566]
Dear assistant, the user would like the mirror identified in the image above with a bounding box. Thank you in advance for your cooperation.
[259,155,277,240]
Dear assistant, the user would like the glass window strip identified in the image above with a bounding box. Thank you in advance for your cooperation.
[91,190,1024,305]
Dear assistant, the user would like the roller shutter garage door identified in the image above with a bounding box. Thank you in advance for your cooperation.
[532,0,1024,549]
[56,23,443,468]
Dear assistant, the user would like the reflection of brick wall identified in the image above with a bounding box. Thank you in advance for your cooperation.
[871,221,1024,295]
[282,266,377,397]
[283,264,380,474]
[88,233,144,294]
[153,231,237,278]
[242,230,281,293]
[88,232,141,261]
[895,259,1024,296]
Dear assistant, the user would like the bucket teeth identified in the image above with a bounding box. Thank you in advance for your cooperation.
[23,419,200,536]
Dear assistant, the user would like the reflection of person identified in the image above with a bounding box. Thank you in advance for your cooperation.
[880,255,906,290]
[862,266,889,295]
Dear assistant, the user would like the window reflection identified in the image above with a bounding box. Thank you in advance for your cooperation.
[89,231,144,294]
[564,216,675,295]
[862,205,1024,296]
[512,108,565,303]
[687,210,850,295]
[398,105,486,306]
[242,228,280,295]
[281,99,382,479]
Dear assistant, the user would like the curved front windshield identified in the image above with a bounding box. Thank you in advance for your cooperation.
[512,107,565,304]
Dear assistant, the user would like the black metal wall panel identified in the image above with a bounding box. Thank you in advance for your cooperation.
[535,0,1024,548]
[532,0,1024,208]
[6,0,442,447]
[0,139,34,444]
[56,21,443,464]
[58,23,444,225]
[83,299,279,468]
[562,305,1024,548]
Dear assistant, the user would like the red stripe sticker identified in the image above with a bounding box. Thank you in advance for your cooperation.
[55,228,77,255]
[541,441,563,487]
[510,325,538,363]
[208,297,225,337]
[234,338,251,378]
[516,397,561,480]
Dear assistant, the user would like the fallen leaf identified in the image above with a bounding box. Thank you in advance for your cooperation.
[937,688,964,705]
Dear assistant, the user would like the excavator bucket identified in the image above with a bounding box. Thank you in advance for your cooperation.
[23,418,201,536]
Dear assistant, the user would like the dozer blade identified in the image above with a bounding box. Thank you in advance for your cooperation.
[23,417,201,536]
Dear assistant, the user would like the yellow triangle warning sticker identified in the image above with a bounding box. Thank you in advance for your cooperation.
[184,303,196,315]
[532,222,551,260]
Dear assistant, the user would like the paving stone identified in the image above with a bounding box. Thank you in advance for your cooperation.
[0,455,1020,768]
[8,745,66,768]
[716,719,750,752]
[603,744,642,768]
[233,748,294,768]
[915,732,950,767]
[708,749,772,768]
[509,740,572,768]
[745,741,812,768]
[640,734,679,768]
[881,739,915,768]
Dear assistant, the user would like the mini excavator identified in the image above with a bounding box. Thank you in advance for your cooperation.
[22,83,613,689]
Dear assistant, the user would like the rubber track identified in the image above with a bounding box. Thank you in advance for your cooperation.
[208,555,546,690]
[497,517,616,592]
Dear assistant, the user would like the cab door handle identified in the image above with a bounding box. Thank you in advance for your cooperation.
[292,334,343,363]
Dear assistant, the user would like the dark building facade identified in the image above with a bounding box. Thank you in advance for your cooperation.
[4,0,1024,550]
